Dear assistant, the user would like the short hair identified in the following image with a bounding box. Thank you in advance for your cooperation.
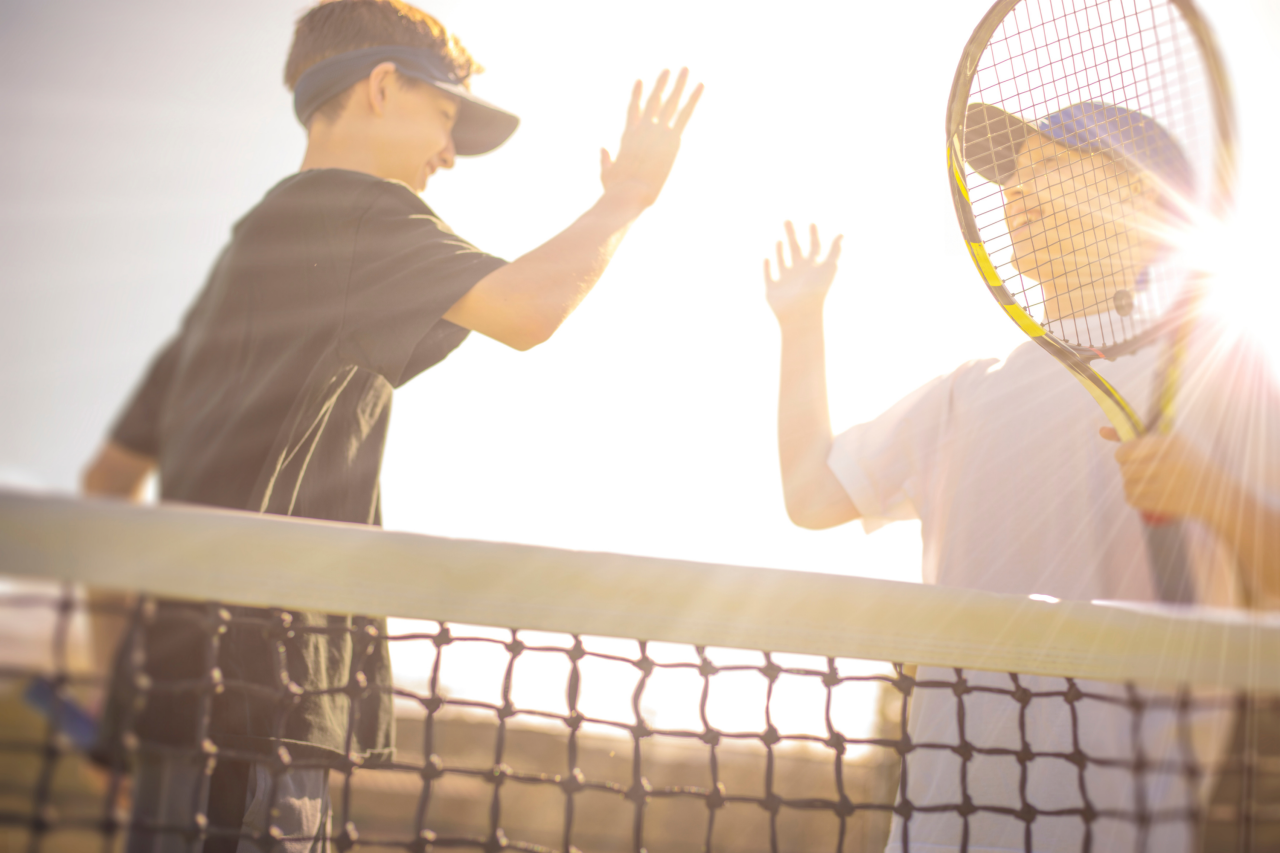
[284,0,482,125]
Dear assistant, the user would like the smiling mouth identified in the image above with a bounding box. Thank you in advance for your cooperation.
[1009,223,1034,245]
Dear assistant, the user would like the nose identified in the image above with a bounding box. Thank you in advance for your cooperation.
[1003,185,1036,230]
[439,135,456,170]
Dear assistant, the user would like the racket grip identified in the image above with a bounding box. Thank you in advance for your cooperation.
[1141,511,1174,527]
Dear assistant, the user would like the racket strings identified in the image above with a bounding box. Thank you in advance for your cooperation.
[960,0,1214,352]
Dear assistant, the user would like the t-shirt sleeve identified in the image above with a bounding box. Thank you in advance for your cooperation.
[340,187,508,387]
[827,368,964,533]
[109,336,182,457]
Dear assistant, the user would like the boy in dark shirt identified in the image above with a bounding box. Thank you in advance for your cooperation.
[81,1,700,850]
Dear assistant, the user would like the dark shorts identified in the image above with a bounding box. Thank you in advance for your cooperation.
[127,754,330,853]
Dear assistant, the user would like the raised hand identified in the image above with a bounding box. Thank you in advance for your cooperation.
[764,221,843,325]
[600,68,702,210]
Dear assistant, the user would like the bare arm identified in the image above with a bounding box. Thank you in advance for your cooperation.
[1107,430,1280,602]
[766,222,859,529]
[82,440,155,501]
[445,69,702,351]
[81,440,153,679]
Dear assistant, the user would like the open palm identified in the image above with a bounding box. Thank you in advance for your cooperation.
[764,222,843,324]
[600,68,702,210]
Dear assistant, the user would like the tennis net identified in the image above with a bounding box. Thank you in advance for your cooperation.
[2,489,1279,852]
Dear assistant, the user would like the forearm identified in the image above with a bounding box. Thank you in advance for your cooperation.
[445,189,645,350]
[776,311,858,529]
[1202,480,1280,604]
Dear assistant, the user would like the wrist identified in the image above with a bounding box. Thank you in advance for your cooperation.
[597,184,650,221]
[774,303,827,333]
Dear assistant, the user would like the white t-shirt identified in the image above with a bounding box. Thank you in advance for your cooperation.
[828,312,1280,852]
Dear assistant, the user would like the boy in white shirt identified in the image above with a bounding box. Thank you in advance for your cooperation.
[764,103,1280,851]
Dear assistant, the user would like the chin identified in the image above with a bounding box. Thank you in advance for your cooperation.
[1010,251,1048,286]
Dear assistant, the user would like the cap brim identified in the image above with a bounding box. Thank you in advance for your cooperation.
[430,80,520,157]
[963,103,1035,186]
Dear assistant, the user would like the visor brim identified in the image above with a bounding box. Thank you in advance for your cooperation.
[412,77,520,157]
[962,103,1036,186]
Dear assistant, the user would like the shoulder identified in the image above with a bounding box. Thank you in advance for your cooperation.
[946,354,1012,392]
[260,170,438,220]
[927,346,1055,416]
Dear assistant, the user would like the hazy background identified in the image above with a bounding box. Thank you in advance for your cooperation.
[2,0,1277,583]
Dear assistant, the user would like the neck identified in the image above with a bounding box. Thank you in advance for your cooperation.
[1041,269,1147,322]
[1042,291,1113,322]
[299,122,384,179]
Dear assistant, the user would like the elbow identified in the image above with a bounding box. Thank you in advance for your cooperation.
[784,495,837,530]
[81,457,109,496]
[502,314,562,352]
[510,326,554,351]
[786,503,839,531]
[781,478,860,530]
[80,443,154,501]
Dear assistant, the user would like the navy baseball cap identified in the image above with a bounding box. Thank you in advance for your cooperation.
[293,45,519,156]
[963,101,1193,195]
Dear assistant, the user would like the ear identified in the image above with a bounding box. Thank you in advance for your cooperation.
[364,61,398,117]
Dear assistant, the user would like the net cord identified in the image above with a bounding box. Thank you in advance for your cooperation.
[2,490,1279,694]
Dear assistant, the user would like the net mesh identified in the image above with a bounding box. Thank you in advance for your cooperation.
[4,499,1280,852]
[958,0,1221,352]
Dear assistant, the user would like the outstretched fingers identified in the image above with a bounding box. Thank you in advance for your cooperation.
[824,234,844,266]
[674,83,703,134]
[659,68,689,126]
[626,80,643,128]
[784,221,803,266]
[776,240,787,273]
[764,258,776,285]
[642,70,670,123]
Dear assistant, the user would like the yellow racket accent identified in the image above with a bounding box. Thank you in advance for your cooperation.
[965,243,1050,339]
[966,242,1003,290]
[1077,375,1143,441]
[1150,294,1197,435]
[1001,304,1046,339]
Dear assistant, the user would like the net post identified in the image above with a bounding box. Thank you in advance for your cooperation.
[696,645,722,853]
[627,640,654,853]
[562,634,586,853]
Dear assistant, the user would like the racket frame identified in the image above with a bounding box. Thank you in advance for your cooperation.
[945,0,1236,440]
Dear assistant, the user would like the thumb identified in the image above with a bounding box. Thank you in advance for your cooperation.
[600,147,613,176]
[1099,426,1120,443]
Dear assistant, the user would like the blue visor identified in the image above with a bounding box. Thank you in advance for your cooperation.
[292,45,519,156]
[963,101,1193,195]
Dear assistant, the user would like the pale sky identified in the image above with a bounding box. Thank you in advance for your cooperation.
[2,0,1276,589]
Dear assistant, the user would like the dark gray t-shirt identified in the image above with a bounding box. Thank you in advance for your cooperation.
[103,169,505,766]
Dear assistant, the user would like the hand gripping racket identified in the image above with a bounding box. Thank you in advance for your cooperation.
[946,0,1236,601]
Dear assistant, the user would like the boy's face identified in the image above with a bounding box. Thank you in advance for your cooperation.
[376,74,460,193]
[1002,134,1170,319]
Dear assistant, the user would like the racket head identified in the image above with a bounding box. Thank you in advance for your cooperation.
[947,0,1235,365]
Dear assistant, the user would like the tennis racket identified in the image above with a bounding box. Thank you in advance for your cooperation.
[946,0,1235,601]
